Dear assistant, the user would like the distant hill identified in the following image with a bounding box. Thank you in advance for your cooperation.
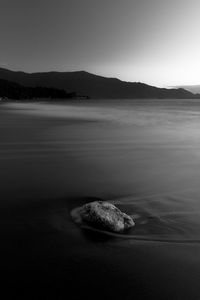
[0,67,198,99]
[174,85,200,94]
[0,78,76,100]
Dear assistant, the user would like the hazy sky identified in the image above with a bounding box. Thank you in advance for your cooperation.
[0,0,200,86]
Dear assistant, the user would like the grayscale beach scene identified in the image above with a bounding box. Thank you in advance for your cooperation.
[1,0,200,298]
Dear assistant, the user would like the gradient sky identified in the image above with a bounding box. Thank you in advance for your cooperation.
[0,0,200,86]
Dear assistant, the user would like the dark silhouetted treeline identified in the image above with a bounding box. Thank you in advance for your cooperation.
[0,79,77,100]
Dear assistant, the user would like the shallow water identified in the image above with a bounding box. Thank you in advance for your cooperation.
[3,99,200,242]
[1,99,200,299]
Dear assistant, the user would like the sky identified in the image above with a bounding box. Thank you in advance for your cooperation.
[0,0,200,87]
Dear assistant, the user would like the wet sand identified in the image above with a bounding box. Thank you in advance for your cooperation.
[1,100,200,299]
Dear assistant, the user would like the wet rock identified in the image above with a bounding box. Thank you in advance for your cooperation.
[79,201,135,233]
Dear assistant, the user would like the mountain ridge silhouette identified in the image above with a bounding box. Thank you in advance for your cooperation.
[0,67,198,99]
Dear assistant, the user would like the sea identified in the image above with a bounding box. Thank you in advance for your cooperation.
[1,99,200,299]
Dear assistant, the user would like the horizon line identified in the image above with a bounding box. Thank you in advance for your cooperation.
[0,66,198,90]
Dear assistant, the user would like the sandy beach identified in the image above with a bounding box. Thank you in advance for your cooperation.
[1,99,200,299]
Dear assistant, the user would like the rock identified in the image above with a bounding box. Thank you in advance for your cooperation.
[79,201,135,233]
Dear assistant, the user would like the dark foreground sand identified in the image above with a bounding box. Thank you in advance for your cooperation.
[1,100,200,299]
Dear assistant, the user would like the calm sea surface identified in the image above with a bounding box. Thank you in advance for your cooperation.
[1,99,200,299]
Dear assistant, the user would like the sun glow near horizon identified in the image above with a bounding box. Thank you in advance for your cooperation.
[1,0,200,87]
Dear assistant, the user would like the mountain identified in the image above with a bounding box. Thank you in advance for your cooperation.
[0,67,198,99]
[174,85,200,94]
[0,78,76,100]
